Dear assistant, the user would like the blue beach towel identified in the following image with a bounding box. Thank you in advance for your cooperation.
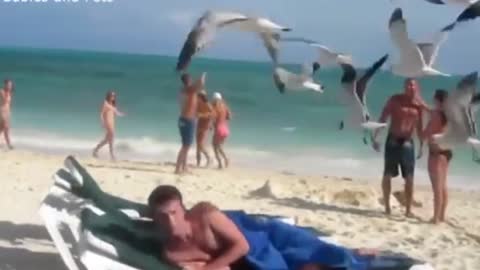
[225,210,371,270]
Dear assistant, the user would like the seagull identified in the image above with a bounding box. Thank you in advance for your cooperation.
[312,44,353,67]
[452,1,480,26]
[281,37,353,69]
[388,8,454,78]
[433,72,480,161]
[339,54,389,145]
[423,0,477,5]
[273,62,324,94]
[176,11,290,72]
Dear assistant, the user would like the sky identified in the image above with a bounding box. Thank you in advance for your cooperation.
[0,0,479,73]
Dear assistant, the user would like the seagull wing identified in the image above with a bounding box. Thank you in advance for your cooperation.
[356,54,389,106]
[389,8,426,70]
[176,11,248,72]
[259,32,281,64]
[455,1,480,25]
[418,24,453,66]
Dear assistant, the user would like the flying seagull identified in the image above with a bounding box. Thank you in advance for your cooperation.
[423,0,477,5]
[433,72,480,162]
[452,1,480,25]
[176,11,290,72]
[388,8,454,78]
[273,62,324,94]
[281,37,353,70]
[339,54,389,145]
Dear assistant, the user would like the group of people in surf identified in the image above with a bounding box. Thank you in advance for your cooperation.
[90,72,232,174]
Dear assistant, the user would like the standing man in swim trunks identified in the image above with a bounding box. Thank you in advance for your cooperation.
[372,78,425,217]
[175,72,206,174]
[0,79,14,150]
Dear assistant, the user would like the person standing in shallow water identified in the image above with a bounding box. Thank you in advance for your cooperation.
[93,90,125,161]
[420,89,452,224]
[196,90,213,167]
[0,79,14,150]
[211,92,231,170]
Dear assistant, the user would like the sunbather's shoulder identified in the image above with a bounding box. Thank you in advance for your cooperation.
[190,201,219,214]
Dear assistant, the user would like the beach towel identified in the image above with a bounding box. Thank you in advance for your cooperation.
[226,210,429,270]
[226,210,369,270]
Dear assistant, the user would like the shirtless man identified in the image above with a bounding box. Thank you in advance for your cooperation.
[92,90,125,161]
[148,185,249,270]
[0,79,14,150]
[175,73,206,174]
[149,185,376,270]
[372,78,425,217]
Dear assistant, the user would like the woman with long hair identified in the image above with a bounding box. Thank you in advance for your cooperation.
[93,90,125,161]
[420,89,451,224]
[196,90,213,167]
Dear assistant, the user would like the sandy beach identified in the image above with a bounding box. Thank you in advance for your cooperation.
[0,150,479,270]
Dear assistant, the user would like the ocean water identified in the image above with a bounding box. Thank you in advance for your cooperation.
[0,47,477,188]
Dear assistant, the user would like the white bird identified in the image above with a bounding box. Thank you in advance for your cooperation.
[312,44,353,67]
[281,37,353,68]
[423,0,477,5]
[176,11,290,72]
[273,63,324,94]
[388,8,454,78]
[339,54,389,145]
[433,72,479,160]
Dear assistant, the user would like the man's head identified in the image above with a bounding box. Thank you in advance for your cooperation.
[4,79,13,92]
[181,73,191,87]
[148,185,188,237]
[404,78,419,99]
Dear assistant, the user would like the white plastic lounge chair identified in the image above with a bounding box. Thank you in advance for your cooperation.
[40,156,435,270]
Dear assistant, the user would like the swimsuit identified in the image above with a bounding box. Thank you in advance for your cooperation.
[384,133,416,178]
[178,117,196,146]
[215,121,230,140]
[429,146,453,162]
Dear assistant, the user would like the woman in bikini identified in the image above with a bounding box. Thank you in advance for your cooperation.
[420,89,451,224]
[211,92,231,169]
[196,90,213,167]
[93,90,125,161]
[0,79,14,150]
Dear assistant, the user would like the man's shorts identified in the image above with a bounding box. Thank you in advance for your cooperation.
[178,117,196,146]
[384,133,415,178]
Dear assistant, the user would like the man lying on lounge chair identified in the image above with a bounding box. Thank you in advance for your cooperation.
[148,185,376,270]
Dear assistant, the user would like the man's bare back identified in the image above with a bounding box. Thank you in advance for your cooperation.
[180,73,206,120]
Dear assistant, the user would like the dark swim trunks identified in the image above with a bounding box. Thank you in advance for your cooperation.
[384,133,415,178]
[178,117,195,146]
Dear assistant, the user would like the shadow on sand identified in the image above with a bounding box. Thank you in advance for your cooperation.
[0,221,66,270]
[246,191,425,225]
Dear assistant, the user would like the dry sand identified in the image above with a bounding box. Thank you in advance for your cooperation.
[0,150,479,270]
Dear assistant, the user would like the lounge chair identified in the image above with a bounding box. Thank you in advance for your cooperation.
[40,156,435,270]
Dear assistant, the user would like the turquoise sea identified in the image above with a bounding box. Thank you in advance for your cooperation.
[0,47,477,188]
